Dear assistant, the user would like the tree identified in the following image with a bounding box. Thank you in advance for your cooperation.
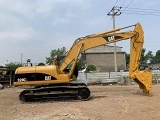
[5,62,22,70]
[145,51,154,63]
[46,47,67,65]
[126,48,151,64]
[37,62,45,66]
[125,53,130,66]
[140,48,148,64]
[125,48,153,65]
[153,50,160,63]
[76,57,86,71]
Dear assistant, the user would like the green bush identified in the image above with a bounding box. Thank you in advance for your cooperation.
[86,64,96,72]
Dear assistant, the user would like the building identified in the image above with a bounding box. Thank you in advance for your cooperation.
[81,45,126,72]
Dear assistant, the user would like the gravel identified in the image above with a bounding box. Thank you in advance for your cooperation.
[1,85,160,120]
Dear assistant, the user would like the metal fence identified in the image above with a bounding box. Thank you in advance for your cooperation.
[76,70,160,85]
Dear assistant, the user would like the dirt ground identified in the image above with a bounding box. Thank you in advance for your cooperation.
[1,85,160,120]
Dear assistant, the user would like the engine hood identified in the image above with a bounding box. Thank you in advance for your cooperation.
[15,65,58,75]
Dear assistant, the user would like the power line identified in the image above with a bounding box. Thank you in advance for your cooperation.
[121,0,134,12]
[120,6,160,16]
[120,0,127,7]
[114,0,160,17]
[113,0,119,6]
[115,4,160,17]
[123,11,160,16]
[121,7,160,14]
[106,0,121,30]
[123,7,160,12]
[106,0,120,29]
[106,17,113,29]
[125,9,160,14]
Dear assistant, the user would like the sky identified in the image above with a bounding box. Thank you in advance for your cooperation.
[0,0,160,66]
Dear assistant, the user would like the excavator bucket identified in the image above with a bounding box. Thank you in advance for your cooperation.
[132,71,152,96]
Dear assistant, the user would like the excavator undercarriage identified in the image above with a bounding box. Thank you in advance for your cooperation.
[19,83,90,102]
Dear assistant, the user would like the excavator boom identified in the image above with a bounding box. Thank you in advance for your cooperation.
[59,25,135,72]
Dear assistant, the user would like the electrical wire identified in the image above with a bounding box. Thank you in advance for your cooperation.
[120,6,160,16]
[123,11,160,16]
[113,0,119,7]
[120,0,127,7]
[106,0,134,29]
[121,0,134,12]
[125,9,160,14]
[124,7,160,12]
[106,17,113,29]
[120,2,160,17]
[106,0,119,29]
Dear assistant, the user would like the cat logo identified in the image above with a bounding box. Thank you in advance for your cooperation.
[45,76,51,80]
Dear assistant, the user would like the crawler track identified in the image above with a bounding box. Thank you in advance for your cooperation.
[19,83,90,102]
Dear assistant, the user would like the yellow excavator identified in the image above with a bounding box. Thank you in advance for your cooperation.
[14,23,152,102]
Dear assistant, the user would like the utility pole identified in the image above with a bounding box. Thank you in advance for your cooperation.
[107,6,121,72]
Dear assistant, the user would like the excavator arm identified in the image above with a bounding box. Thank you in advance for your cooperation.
[59,23,152,95]
[129,24,152,95]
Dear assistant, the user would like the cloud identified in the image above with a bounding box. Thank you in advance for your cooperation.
[0,0,159,66]
[0,12,24,30]
[0,27,37,41]
[0,0,33,16]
